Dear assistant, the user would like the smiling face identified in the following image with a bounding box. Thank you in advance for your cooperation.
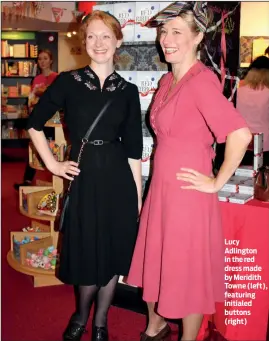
[85,19,122,65]
[159,14,203,65]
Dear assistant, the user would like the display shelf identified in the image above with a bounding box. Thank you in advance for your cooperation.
[7,121,66,287]
[2,57,37,60]
[19,206,56,222]
[2,76,34,79]
[1,117,28,120]
[7,251,63,287]
[2,97,28,99]
[29,162,45,171]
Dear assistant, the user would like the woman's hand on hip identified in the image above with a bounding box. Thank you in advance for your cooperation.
[176,168,219,193]
[48,161,80,180]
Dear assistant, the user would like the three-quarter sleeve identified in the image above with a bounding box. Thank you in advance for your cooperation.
[121,83,143,159]
[192,71,248,143]
[26,72,68,131]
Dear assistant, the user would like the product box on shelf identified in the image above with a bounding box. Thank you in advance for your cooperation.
[134,2,159,42]
[137,71,160,111]
[238,178,254,195]
[220,183,239,193]
[228,193,254,205]
[92,3,114,15]
[235,166,257,178]
[21,236,54,267]
[20,187,55,216]
[254,153,263,171]
[218,191,232,202]
[142,136,154,177]
[220,175,250,193]
[248,133,264,155]
[30,220,51,233]
[114,2,136,42]
[10,231,51,264]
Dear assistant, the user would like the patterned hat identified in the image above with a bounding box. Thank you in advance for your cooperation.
[145,1,208,33]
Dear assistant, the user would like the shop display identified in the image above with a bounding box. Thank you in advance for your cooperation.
[7,121,66,287]
[218,134,264,204]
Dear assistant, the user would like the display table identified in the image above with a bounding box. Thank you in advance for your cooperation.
[199,199,269,341]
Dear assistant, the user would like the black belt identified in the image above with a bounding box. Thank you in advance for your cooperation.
[87,139,118,146]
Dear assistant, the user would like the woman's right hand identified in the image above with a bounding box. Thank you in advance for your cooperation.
[48,161,80,180]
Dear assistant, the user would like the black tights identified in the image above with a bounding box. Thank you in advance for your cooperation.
[73,275,119,327]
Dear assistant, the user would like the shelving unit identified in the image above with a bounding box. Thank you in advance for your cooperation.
[1,31,37,155]
[1,30,58,162]
[6,118,67,287]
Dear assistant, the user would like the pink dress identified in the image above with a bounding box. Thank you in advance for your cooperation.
[127,61,248,319]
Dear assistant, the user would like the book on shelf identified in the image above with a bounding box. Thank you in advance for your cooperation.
[1,122,30,139]
[1,60,37,77]
[1,104,28,119]
[1,84,31,98]
[1,40,38,58]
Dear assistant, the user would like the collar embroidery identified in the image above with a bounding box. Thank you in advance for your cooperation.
[71,66,126,92]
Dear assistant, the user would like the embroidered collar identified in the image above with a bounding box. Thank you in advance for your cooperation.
[71,66,126,92]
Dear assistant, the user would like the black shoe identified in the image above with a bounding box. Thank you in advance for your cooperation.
[63,321,86,341]
[92,326,108,341]
[14,181,31,191]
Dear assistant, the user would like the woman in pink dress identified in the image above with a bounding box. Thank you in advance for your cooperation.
[127,3,252,341]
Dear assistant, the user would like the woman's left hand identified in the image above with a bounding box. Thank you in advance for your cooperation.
[176,168,219,194]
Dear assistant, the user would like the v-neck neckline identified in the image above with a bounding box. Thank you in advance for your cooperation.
[162,60,202,105]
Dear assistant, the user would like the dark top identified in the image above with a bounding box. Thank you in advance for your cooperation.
[26,65,143,286]
[26,65,143,161]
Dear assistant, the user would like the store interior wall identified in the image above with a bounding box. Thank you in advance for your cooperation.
[57,1,269,72]
[58,33,89,72]
[240,2,269,36]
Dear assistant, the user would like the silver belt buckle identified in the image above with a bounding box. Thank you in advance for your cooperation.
[93,140,104,146]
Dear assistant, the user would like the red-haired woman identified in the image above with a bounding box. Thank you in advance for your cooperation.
[26,11,143,341]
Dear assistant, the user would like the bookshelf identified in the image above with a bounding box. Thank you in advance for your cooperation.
[1,31,58,158]
[1,31,37,153]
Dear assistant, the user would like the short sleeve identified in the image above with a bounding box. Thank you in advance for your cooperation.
[192,71,248,143]
[121,83,143,159]
[26,72,67,131]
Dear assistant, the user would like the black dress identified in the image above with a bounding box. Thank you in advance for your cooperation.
[26,66,143,286]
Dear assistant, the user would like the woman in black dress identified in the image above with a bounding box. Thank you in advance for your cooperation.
[26,11,143,341]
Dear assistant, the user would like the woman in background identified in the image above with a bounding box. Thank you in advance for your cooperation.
[14,49,58,190]
[237,56,269,165]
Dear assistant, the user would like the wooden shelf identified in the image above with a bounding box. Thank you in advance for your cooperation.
[2,97,28,99]
[7,251,63,287]
[1,57,37,60]
[29,162,45,171]
[45,122,62,128]
[2,76,34,79]
[1,117,28,120]
[19,206,56,222]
